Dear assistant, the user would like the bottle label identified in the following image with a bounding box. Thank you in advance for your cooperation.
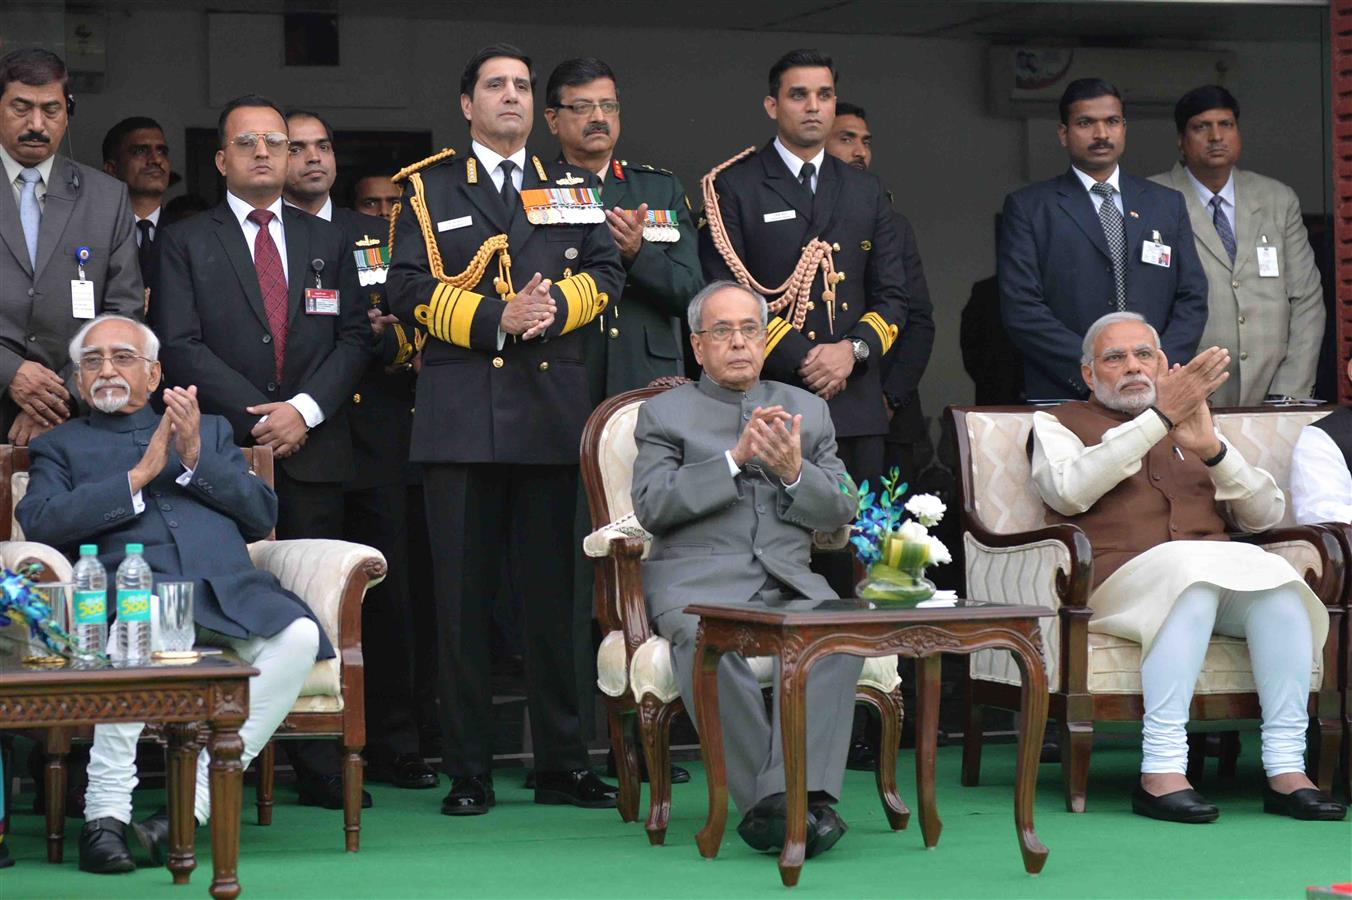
[116,588,151,623]
[73,589,106,625]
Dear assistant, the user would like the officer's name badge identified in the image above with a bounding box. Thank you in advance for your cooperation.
[521,188,605,225]
[353,243,390,286]
[623,208,680,243]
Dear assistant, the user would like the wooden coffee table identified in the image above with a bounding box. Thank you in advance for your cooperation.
[685,598,1051,887]
[0,655,256,899]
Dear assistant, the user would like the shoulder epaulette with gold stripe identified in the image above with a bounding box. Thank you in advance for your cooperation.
[391,148,457,184]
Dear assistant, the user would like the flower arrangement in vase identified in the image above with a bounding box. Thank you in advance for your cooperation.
[848,469,951,605]
[0,564,106,666]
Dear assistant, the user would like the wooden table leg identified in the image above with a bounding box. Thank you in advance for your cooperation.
[693,626,728,859]
[207,717,245,900]
[165,723,201,884]
[914,654,943,849]
[776,650,810,888]
[43,727,69,864]
[1011,628,1050,875]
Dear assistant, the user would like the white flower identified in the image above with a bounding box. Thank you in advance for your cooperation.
[898,520,929,543]
[926,535,952,566]
[905,493,946,527]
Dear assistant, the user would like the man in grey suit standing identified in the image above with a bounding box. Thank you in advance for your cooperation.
[1151,86,1324,407]
[631,280,860,859]
[0,48,142,445]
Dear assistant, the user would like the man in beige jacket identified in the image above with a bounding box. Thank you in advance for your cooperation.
[1150,85,1323,407]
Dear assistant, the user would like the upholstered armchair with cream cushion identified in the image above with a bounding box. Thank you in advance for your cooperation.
[0,444,386,853]
[581,383,904,846]
[948,407,1344,813]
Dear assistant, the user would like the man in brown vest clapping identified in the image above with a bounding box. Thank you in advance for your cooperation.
[1028,311,1344,825]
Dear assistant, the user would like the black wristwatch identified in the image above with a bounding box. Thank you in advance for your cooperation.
[848,337,869,363]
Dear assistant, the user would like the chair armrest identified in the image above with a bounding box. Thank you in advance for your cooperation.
[1309,522,1352,608]
[609,536,653,659]
[0,541,73,583]
[247,539,387,669]
[584,513,652,559]
[963,520,1094,609]
[1237,526,1344,610]
[811,525,851,552]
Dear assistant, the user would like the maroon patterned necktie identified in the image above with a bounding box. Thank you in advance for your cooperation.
[247,208,288,380]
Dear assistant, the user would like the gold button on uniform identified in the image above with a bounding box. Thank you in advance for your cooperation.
[608,327,620,338]
[841,302,848,311]
[492,356,504,368]
[352,393,361,404]
[807,331,816,340]
[538,361,549,372]
[860,240,872,251]
[831,242,841,252]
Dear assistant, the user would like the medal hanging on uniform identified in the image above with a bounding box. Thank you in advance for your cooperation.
[353,238,389,286]
[623,208,680,243]
[520,188,605,225]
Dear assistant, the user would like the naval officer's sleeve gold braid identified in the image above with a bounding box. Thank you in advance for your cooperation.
[555,273,608,335]
[405,171,514,348]
[859,311,899,355]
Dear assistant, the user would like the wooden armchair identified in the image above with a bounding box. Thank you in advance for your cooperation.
[580,383,906,846]
[0,443,386,854]
[948,406,1345,813]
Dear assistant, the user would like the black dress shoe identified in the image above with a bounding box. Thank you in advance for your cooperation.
[368,754,439,790]
[0,839,13,869]
[78,818,136,874]
[806,803,848,859]
[1262,785,1347,821]
[132,808,171,867]
[533,769,618,808]
[1130,783,1219,824]
[296,773,373,810]
[603,750,692,785]
[441,775,495,816]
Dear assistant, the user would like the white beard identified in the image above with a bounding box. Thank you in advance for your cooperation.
[91,378,131,414]
[1092,374,1156,413]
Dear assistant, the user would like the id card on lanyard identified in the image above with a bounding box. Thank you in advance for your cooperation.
[71,245,95,318]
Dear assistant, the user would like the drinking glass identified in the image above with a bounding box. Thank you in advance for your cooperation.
[25,582,71,661]
[154,581,195,653]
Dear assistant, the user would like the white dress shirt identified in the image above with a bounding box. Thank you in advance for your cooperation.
[1291,425,1352,524]
[772,138,824,194]
[1,144,55,210]
[1184,167,1237,237]
[224,191,323,429]
[284,195,333,222]
[135,206,162,247]
[1071,164,1124,216]
[472,141,526,193]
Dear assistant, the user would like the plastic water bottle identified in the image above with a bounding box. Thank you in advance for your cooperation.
[71,544,108,660]
[115,543,153,664]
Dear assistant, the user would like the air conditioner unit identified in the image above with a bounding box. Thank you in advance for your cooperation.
[987,45,1234,118]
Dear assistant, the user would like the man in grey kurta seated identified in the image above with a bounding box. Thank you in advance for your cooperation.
[16,315,331,872]
[1030,310,1344,824]
[631,280,860,857]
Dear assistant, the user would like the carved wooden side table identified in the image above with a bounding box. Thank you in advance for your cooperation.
[0,656,256,899]
[685,598,1051,887]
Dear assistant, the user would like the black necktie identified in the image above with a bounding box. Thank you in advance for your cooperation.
[798,162,816,195]
[136,219,154,276]
[499,160,519,210]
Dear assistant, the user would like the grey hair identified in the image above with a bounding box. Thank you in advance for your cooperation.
[1081,311,1160,364]
[68,315,160,366]
[686,280,768,333]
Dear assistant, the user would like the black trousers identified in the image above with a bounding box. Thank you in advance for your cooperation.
[273,470,347,780]
[813,434,884,599]
[405,484,441,749]
[423,462,589,777]
[344,482,420,761]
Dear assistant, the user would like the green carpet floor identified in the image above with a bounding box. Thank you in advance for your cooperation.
[2,740,1348,899]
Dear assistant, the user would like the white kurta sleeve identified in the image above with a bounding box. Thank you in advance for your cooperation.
[1030,410,1168,515]
[1290,425,1352,525]
[1208,432,1285,532]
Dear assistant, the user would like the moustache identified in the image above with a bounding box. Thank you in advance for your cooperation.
[92,376,130,393]
[1118,374,1152,389]
[18,131,49,144]
[1089,140,1114,151]
[583,123,610,136]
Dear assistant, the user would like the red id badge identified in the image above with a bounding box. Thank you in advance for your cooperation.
[305,288,340,315]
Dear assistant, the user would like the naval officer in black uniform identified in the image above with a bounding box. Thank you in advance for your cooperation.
[698,48,909,593]
[387,43,625,817]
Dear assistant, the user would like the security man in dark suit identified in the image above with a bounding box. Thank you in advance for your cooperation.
[283,109,438,792]
[699,48,908,594]
[825,100,934,488]
[543,56,703,783]
[998,77,1208,402]
[387,43,625,817]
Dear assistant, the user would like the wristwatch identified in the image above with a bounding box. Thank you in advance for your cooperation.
[848,337,869,363]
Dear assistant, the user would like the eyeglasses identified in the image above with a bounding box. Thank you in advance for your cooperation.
[554,101,620,116]
[78,352,152,372]
[695,324,766,343]
[1094,348,1157,369]
[229,132,289,153]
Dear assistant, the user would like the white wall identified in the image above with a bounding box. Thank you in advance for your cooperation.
[65,8,1329,414]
